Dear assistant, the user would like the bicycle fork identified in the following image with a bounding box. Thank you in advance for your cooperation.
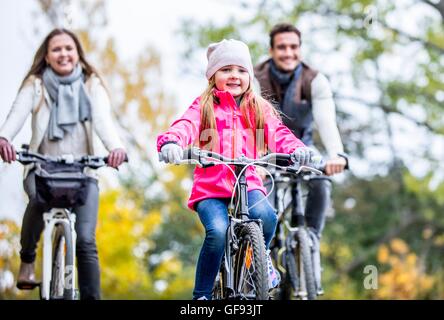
[286,183,315,299]
[308,229,323,295]
[41,209,77,300]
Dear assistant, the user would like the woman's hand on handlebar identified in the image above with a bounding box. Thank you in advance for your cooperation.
[107,148,127,168]
[0,138,16,163]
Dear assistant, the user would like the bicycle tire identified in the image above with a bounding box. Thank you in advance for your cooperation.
[212,270,225,300]
[50,222,75,300]
[298,228,317,299]
[276,250,293,300]
[267,245,291,300]
[286,228,316,300]
[233,223,269,300]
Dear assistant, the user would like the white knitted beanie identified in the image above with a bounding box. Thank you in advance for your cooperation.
[205,39,254,80]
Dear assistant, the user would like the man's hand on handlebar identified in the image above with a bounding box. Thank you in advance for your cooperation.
[325,156,347,176]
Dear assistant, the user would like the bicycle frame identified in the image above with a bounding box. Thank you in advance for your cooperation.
[271,169,323,300]
[14,147,121,300]
[41,208,77,300]
[221,165,264,299]
[273,174,303,284]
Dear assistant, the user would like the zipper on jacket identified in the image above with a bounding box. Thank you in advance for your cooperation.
[232,107,236,159]
[230,104,237,193]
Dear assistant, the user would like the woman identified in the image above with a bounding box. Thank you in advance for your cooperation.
[0,28,127,299]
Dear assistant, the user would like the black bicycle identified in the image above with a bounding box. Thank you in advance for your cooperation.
[267,161,326,300]
[160,147,301,300]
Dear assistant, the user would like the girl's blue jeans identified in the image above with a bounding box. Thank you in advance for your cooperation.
[193,189,277,300]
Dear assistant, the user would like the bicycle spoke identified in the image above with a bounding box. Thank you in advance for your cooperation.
[237,240,259,297]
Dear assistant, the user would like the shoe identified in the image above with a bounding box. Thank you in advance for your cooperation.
[266,250,281,289]
[16,262,40,290]
[197,296,208,300]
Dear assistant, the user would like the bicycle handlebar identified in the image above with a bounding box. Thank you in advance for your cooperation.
[16,150,128,169]
[185,147,292,165]
[159,147,325,175]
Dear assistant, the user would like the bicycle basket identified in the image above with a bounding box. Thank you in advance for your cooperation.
[34,162,92,208]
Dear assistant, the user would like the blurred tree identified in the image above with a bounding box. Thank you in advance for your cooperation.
[376,238,435,299]
[1,0,202,299]
[0,220,24,299]
[96,190,158,299]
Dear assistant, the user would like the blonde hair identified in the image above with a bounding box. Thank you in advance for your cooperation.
[198,76,280,155]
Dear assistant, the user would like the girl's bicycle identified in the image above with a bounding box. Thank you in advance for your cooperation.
[16,146,125,299]
[160,147,305,300]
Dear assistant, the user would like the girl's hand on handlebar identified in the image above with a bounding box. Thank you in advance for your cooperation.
[107,148,127,168]
[291,147,315,166]
[160,143,183,164]
[0,138,16,163]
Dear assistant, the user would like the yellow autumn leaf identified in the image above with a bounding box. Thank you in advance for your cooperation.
[377,245,390,263]
[390,238,409,255]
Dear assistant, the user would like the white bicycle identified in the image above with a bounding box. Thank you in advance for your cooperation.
[16,148,113,300]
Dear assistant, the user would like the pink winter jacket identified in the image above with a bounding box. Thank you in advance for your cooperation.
[157,90,306,210]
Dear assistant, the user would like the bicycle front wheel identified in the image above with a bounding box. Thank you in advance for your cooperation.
[287,227,316,300]
[212,270,225,300]
[50,222,75,300]
[233,223,269,300]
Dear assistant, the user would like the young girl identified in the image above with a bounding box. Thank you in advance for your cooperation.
[157,39,313,300]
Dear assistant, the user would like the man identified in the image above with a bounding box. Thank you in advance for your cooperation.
[255,23,349,239]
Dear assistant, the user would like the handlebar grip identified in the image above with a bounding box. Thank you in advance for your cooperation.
[311,155,326,173]
[103,154,129,164]
[158,148,197,163]
[182,148,193,160]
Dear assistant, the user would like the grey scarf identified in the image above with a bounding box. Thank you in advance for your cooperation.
[43,64,92,141]
[269,59,303,111]
[269,60,313,145]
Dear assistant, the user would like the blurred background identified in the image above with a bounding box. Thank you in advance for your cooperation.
[0,0,443,299]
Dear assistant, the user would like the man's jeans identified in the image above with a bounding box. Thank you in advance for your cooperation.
[304,177,332,237]
[193,190,277,300]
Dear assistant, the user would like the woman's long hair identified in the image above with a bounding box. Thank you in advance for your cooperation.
[20,28,100,89]
[199,76,279,154]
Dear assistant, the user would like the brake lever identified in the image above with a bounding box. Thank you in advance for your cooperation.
[200,158,216,168]
[15,151,40,165]
[296,165,323,176]
[177,159,202,167]
[286,163,300,174]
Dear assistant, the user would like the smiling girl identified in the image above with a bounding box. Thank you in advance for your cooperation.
[157,39,314,299]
